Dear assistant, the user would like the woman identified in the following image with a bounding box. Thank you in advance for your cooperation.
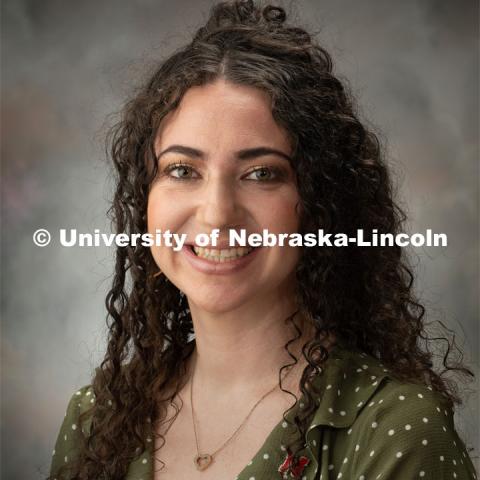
[48,1,477,479]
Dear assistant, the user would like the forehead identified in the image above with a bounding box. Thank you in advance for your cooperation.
[154,79,292,154]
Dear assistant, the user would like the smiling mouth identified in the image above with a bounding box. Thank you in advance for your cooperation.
[189,245,256,262]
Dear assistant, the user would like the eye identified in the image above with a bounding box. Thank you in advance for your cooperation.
[244,166,283,182]
[163,162,199,181]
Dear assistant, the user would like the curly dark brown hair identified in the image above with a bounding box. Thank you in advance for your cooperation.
[48,1,475,478]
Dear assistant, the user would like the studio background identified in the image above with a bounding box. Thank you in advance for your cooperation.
[1,0,478,478]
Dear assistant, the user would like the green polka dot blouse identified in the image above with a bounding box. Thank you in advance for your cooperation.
[50,343,478,479]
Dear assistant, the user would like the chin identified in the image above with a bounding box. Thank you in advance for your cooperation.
[185,287,255,313]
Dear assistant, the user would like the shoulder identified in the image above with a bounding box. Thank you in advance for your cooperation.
[63,384,96,431]
[306,345,477,479]
[341,375,477,478]
[50,385,94,475]
[316,345,459,431]
[351,379,456,448]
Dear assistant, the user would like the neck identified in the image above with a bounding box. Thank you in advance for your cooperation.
[184,291,317,398]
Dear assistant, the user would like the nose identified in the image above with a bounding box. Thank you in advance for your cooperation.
[195,173,242,230]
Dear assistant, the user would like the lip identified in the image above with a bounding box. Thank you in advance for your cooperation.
[182,244,262,275]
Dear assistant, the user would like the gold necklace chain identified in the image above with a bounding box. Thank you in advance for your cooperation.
[190,357,296,471]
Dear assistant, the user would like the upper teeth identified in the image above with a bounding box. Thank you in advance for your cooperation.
[193,246,253,259]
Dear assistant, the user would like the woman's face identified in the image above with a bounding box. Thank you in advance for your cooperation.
[147,79,302,313]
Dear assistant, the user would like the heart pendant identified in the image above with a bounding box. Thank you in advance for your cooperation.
[194,453,213,471]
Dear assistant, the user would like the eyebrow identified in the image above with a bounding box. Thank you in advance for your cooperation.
[156,144,292,163]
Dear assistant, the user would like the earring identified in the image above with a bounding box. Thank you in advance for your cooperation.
[152,269,163,278]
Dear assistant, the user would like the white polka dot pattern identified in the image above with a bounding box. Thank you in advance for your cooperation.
[48,348,477,480]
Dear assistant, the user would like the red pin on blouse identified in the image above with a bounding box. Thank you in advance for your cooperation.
[278,451,311,479]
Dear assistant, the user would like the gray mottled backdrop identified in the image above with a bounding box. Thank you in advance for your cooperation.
[1,0,478,478]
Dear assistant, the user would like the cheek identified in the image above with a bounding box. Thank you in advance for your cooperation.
[146,189,158,231]
[147,189,180,232]
[259,193,301,233]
